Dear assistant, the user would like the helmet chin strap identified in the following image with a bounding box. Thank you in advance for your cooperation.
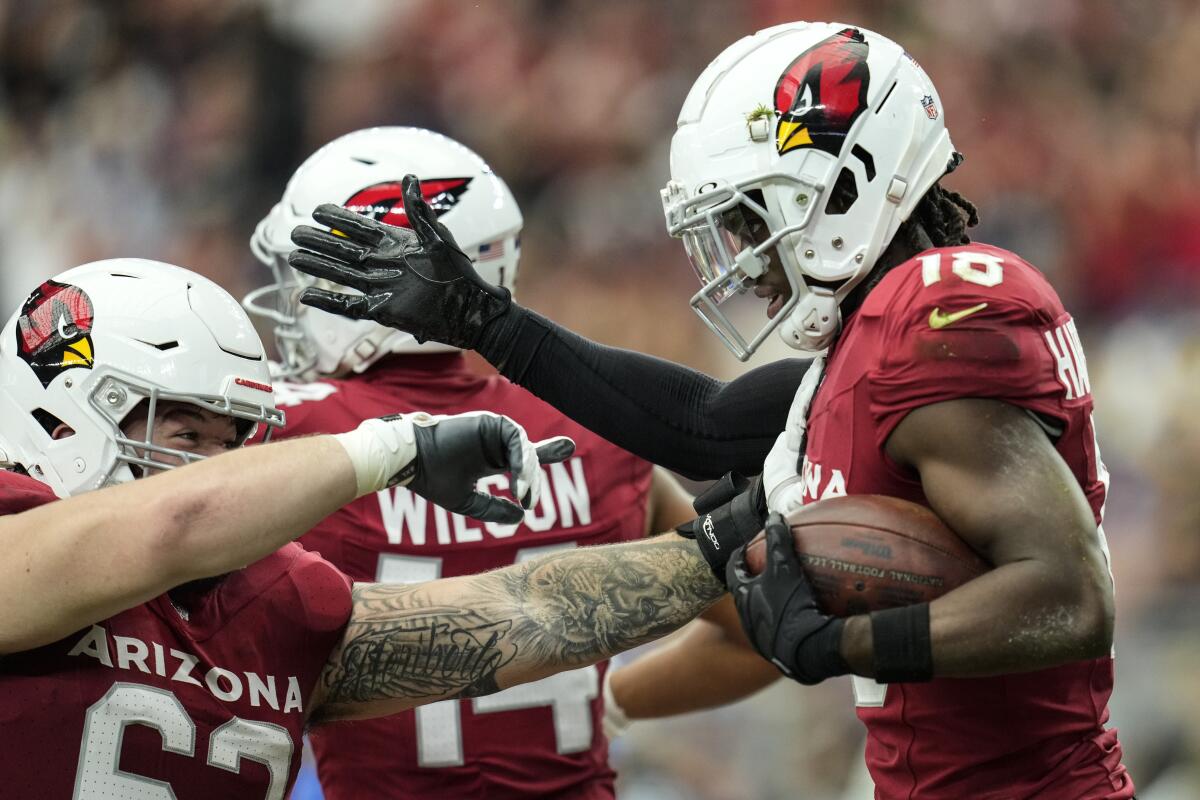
[777,258,882,353]
[777,287,841,353]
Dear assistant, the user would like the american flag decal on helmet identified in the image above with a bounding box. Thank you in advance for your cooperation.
[477,240,506,261]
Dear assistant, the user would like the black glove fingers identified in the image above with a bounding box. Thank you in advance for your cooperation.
[763,513,802,577]
[287,249,374,291]
[400,194,500,292]
[533,436,575,465]
[290,224,368,258]
[725,545,758,588]
[399,177,504,299]
[401,175,444,247]
[310,203,387,246]
[464,413,513,473]
[298,287,371,320]
[460,491,525,525]
[290,227,371,268]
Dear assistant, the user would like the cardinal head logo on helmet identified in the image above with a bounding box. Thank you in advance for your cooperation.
[15,279,96,388]
[344,178,473,228]
[774,27,871,157]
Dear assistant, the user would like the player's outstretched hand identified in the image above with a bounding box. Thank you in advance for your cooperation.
[288,174,511,350]
[726,513,849,685]
[409,412,574,524]
[335,411,575,525]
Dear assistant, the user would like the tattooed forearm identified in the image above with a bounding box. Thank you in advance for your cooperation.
[316,534,724,720]
[490,535,725,671]
[324,593,517,703]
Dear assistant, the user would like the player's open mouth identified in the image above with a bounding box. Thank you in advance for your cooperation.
[755,285,787,319]
[767,295,786,319]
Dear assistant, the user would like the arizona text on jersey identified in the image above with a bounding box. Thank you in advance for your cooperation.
[0,470,353,800]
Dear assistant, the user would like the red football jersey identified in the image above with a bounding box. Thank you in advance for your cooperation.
[797,244,1132,798]
[269,354,654,800]
[0,469,353,800]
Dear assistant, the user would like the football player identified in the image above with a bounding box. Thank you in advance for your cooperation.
[0,260,727,799]
[244,126,779,799]
[287,21,1134,799]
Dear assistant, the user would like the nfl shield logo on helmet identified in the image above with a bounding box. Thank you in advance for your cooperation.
[921,95,938,119]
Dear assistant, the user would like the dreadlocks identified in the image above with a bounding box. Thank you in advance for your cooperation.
[898,182,980,250]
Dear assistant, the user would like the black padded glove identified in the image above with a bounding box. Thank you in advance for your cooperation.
[288,174,511,350]
[403,412,574,525]
[676,472,767,580]
[727,512,849,685]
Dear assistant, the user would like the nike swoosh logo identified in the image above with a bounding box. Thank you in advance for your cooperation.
[929,302,988,329]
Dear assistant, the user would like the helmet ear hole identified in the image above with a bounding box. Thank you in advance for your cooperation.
[31,408,68,437]
[825,167,859,216]
[804,274,851,293]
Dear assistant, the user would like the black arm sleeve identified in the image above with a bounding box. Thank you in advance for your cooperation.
[476,304,808,480]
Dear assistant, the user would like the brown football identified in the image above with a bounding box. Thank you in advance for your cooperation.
[742,495,989,616]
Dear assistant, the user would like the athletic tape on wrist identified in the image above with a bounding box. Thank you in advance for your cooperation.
[332,414,423,497]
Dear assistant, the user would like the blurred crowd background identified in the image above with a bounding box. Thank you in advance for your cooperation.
[3,0,1199,797]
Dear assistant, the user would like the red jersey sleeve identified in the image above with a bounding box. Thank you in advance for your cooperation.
[0,469,58,513]
[866,244,1078,449]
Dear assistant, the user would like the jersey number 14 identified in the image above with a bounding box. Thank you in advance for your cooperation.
[377,542,600,766]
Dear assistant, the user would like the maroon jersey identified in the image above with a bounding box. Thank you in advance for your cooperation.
[269,354,653,800]
[791,245,1132,798]
[0,469,353,800]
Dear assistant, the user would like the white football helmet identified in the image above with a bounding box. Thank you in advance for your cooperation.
[246,126,523,379]
[661,22,958,359]
[0,259,283,498]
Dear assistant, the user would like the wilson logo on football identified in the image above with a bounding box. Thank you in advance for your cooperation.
[15,279,96,388]
[773,27,871,157]
[343,178,472,228]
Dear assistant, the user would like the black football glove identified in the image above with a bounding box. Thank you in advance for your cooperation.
[727,512,849,685]
[403,412,575,525]
[676,472,767,581]
[288,174,511,350]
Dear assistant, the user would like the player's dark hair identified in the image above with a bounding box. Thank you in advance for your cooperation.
[897,182,980,250]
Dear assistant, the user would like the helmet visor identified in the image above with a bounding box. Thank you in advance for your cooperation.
[683,205,772,300]
[682,220,743,305]
[663,175,820,360]
[680,204,798,360]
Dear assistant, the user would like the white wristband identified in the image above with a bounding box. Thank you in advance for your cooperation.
[333,414,424,498]
[601,668,632,740]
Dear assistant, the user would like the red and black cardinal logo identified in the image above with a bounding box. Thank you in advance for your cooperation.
[16,279,96,388]
[774,27,870,157]
[344,178,472,228]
